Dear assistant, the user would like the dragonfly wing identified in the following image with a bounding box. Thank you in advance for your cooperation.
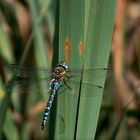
[58,80,104,97]
[69,68,110,86]
[7,64,52,79]
[6,65,53,92]
[6,79,105,97]
[6,77,50,94]
[6,77,69,96]
[57,68,110,97]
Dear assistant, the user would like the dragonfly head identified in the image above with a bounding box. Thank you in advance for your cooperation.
[57,61,68,70]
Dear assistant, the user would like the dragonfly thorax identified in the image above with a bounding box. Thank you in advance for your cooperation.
[53,66,67,81]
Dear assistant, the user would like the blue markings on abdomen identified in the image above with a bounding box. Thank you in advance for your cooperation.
[41,81,60,130]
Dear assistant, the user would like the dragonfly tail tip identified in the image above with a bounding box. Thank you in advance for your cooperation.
[41,123,45,130]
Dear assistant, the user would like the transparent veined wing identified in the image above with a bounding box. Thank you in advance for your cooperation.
[8,64,109,81]
[7,78,107,98]
[6,79,104,97]
[58,80,104,97]
[6,64,111,97]
[6,76,51,95]
[67,67,109,86]
[8,64,53,79]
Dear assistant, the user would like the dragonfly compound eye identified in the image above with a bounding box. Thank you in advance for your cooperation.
[58,61,68,70]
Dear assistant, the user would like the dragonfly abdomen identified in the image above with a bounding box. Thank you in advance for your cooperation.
[41,81,60,130]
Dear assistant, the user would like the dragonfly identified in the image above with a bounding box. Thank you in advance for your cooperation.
[7,61,109,130]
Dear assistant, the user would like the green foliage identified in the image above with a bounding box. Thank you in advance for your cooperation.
[0,27,14,63]
[55,0,116,139]
[3,110,19,140]
[0,0,116,140]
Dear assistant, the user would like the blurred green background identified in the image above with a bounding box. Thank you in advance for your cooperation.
[0,0,140,140]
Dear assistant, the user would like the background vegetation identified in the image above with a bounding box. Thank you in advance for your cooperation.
[0,0,140,140]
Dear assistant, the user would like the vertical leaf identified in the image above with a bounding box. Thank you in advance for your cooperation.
[3,110,19,140]
[55,0,116,139]
[28,0,48,67]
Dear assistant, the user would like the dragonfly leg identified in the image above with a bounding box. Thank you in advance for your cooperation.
[63,79,71,89]
[65,75,70,79]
